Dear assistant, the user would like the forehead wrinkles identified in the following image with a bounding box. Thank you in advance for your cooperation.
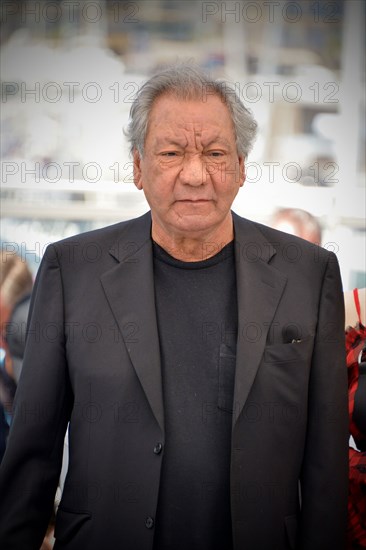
[147,97,236,151]
[180,117,235,148]
[159,121,207,150]
[183,121,204,149]
[181,121,230,150]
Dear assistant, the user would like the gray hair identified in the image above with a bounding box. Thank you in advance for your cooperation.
[125,63,258,159]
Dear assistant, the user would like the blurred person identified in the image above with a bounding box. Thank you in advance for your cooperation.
[0,63,348,550]
[345,288,366,330]
[4,294,31,384]
[0,348,14,462]
[0,249,33,460]
[0,249,33,379]
[344,288,366,549]
[0,251,57,549]
[270,207,322,245]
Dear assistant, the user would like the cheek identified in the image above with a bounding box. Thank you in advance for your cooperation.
[211,170,241,195]
[211,159,242,184]
[143,177,173,206]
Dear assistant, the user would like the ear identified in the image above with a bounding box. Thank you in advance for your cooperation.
[133,149,143,190]
[238,156,246,187]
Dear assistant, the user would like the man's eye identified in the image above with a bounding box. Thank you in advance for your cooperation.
[161,151,178,157]
[208,151,224,157]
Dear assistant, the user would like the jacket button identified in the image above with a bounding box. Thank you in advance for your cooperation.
[153,442,163,454]
[145,516,154,529]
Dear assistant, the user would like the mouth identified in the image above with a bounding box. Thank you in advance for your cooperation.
[177,199,212,203]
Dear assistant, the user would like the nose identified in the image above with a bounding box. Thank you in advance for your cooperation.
[179,154,206,186]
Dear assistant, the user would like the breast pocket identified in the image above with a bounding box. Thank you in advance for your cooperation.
[263,336,314,365]
[261,337,315,397]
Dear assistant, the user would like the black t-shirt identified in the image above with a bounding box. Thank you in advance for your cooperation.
[152,240,237,550]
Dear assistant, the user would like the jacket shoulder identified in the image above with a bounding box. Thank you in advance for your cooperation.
[39,212,151,270]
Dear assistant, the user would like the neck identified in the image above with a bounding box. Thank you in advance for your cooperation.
[151,217,234,262]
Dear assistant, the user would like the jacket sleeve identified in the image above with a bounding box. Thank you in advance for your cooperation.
[0,245,73,550]
[298,252,348,550]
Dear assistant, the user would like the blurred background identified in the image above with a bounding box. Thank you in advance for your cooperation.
[1,0,365,289]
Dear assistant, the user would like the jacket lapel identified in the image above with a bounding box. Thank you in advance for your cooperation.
[232,214,288,427]
[100,213,164,434]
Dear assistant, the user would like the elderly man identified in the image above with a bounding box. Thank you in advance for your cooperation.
[0,64,348,550]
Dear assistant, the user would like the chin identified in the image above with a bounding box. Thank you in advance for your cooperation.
[172,214,219,235]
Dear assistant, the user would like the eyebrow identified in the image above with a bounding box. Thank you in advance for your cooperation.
[154,136,232,148]
[154,139,187,148]
[203,137,231,147]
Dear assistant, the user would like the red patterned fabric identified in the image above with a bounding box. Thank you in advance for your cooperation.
[346,291,366,549]
[347,324,366,447]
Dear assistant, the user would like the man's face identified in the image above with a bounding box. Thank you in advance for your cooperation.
[133,93,245,240]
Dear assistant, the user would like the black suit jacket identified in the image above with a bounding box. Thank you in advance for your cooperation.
[0,211,348,550]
